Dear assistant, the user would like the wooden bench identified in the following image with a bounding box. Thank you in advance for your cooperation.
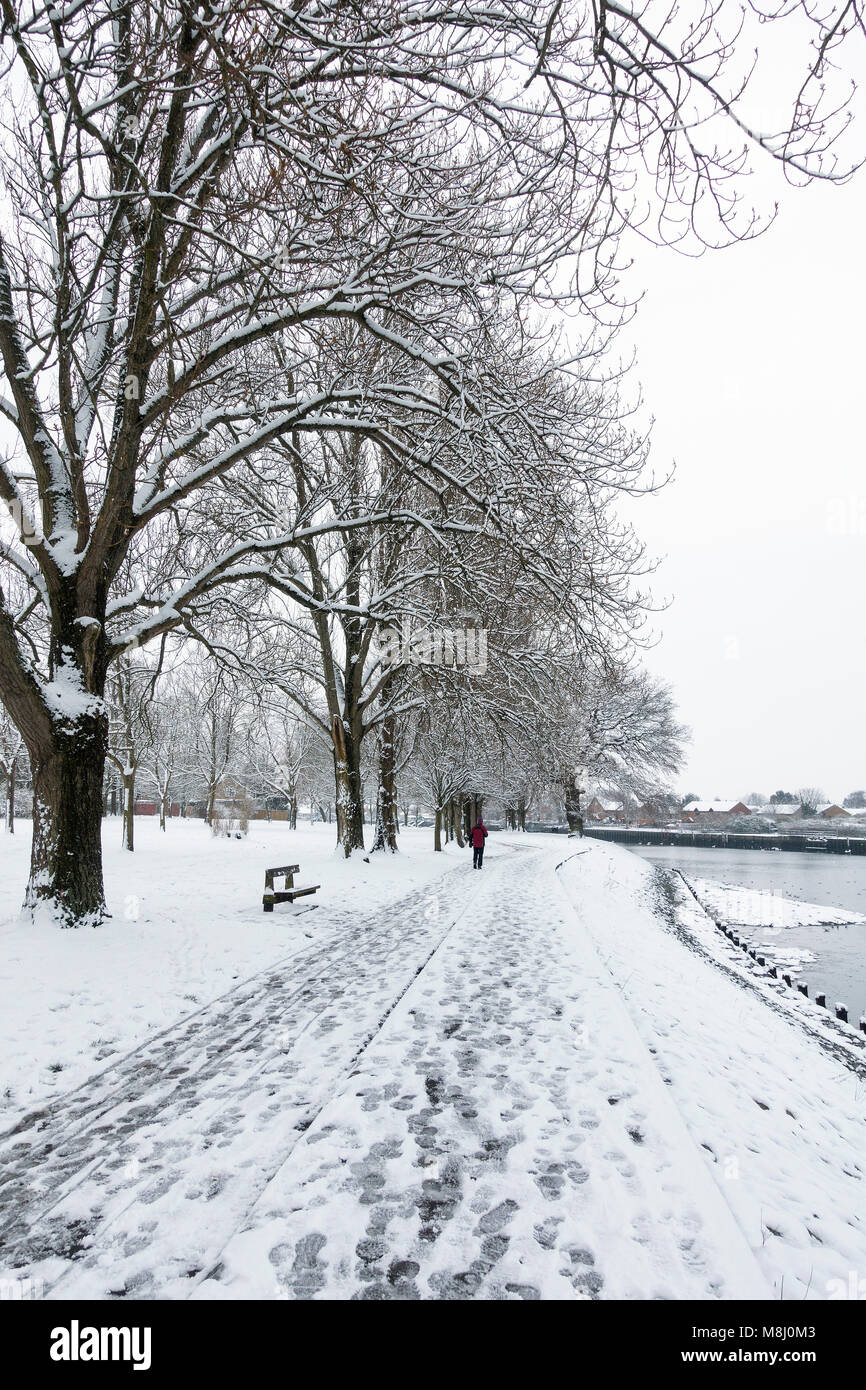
[262,864,320,912]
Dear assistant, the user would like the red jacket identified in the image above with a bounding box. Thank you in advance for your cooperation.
[470,823,488,848]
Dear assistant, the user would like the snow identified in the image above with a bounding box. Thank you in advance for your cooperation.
[41,666,105,724]
[0,820,460,1127]
[1,830,865,1300]
[686,877,866,930]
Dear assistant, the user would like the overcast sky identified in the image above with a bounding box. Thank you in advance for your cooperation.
[618,161,865,803]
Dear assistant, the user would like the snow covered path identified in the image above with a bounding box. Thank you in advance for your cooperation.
[2,835,864,1301]
[196,843,767,1301]
[0,853,498,1299]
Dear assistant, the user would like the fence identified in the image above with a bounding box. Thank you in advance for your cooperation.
[583,826,866,855]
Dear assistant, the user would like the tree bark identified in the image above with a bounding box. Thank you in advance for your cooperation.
[27,712,108,925]
[5,757,14,833]
[331,714,364,855]
[434,804,443,852]
[564,778,584,836]
[121,767,136,852]
[372,712,398,853]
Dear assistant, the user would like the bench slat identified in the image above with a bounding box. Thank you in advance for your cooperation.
[263,879,321,912]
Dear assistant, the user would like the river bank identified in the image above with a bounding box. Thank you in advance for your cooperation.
[625,842,866,1025]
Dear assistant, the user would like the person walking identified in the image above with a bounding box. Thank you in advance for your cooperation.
[470,816,488,868]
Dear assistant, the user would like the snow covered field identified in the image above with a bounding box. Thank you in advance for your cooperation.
[1,825,865,1301]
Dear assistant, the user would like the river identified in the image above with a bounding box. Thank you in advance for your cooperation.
[626,844,866,1024]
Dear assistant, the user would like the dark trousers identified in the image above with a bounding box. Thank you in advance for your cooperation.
[472,843,485,868]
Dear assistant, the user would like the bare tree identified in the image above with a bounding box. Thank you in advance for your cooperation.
[105,655,160,852]
[245,701,317,830]
[0,1,860,921]
[796,787,826,818]
[0,708,25,833]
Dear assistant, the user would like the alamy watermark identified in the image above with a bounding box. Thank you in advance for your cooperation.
[1,1275,44,1299]
[377,617,487,674]
[826,1270,866,1299]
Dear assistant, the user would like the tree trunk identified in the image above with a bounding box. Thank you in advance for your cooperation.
[121,767,136,851]
[27,714,108,926]
[5,757,14,833]
[454,801,464,847]
[372,713,399,853]
[564,779,584,836]
[434,805,443,852]
[331,714,364,855]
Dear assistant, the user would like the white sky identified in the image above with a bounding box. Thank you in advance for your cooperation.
[620,164,865,803]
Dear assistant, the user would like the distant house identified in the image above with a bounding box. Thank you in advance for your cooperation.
[133,799,181,818]
[585,796,625,823]
[817,803,850,819]
[682,799,750,818]
[761,802,801,820]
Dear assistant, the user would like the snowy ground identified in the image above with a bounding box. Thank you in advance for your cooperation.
[1,826,865,1300]
[0,819,461,1127]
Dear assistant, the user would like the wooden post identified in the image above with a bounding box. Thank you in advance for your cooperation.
[816,993,826,1008]
[797,982,808,997]
[836,1003,848,1022]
